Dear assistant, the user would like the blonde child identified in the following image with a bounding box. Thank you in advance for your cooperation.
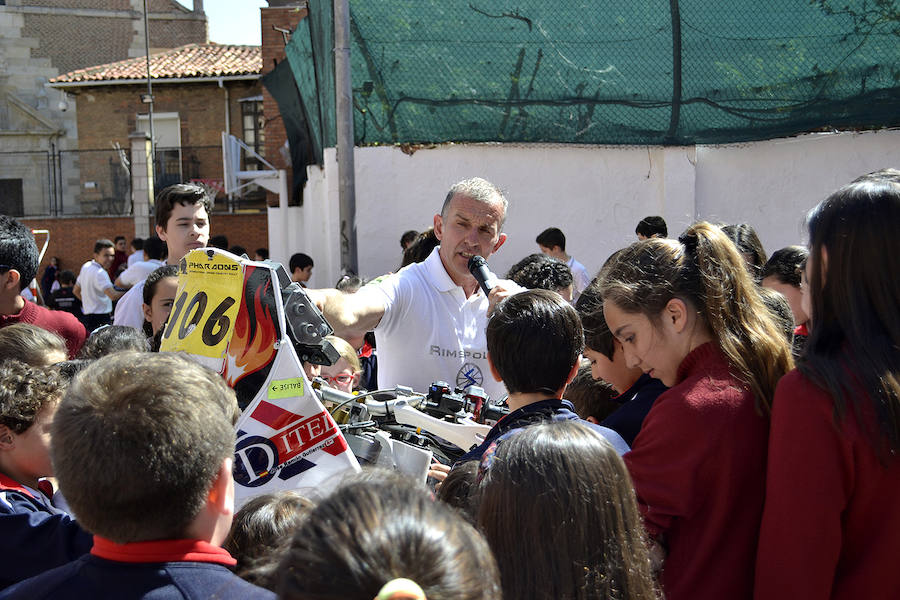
[321,335,362,393]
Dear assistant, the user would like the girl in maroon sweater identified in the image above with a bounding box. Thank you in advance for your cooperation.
[597,222,793,600]
[755,171,900,600]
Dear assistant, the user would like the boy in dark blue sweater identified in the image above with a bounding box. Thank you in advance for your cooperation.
[576,279,667,446]
[456,289,628,464]
[0,360,91,590]
[0,353,274,599]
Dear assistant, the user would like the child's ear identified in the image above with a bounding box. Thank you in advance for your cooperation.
[1,269,21,293]
[0,425,15,450]
[142,303,153,325]
[663,297,689,334]
[207,457,234,518]
[565,360,580,385]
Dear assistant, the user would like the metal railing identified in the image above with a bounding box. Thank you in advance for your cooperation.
[0,144,268,217]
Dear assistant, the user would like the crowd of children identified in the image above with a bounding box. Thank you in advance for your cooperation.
[0,170,897,599]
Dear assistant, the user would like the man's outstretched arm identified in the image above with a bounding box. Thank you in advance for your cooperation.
[306,288,386,341]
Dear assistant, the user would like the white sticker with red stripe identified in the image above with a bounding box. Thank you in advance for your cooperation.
[232,341,360,508]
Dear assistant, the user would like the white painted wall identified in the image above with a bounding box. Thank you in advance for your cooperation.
[693,131,900,256]
[268,129,900,289]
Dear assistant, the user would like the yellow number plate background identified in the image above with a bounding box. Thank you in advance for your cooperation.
[160,250,244,359]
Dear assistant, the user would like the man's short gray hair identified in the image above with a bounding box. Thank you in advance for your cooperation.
[441,178,508,228]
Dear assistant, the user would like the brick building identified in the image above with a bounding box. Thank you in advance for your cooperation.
[0,0,207,216]
[49,43,264,213]
[21,212,269,291]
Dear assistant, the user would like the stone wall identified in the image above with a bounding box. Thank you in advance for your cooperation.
[0,1,207,217]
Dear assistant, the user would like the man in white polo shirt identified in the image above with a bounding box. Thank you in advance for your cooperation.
[74,239,124,331]
[309,177,520,402]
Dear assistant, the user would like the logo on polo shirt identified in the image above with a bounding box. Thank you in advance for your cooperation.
[457,363,483,389]
[429,345,488,360]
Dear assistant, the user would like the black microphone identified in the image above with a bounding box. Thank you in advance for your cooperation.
[467,255,497,296]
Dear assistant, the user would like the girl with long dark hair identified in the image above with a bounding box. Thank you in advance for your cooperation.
[477,421,658,600]
[755,174,900,599]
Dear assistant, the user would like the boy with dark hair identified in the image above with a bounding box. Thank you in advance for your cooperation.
[506,253,574,302]
[289,253,314,285]
[399,229,418,250]
[47,271,81,320]
[127,238,144,268]
[535,227,590,300]
[1,352,273,599]
[114,183,211,329]
[74,239,124,331]
[761,245,810,357]
[208,235,229,250]
[108,236,128,280]
[114,236,166,290]
[575,280,666,446]
[455,289,628,464]
[566,363,620,423]
[0,216,85,357]
[635,215,667,240]
[534,226,565,251]
[761,245,809,333]
[0,360,92,590]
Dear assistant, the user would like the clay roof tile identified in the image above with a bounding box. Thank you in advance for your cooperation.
[50,43,261,83]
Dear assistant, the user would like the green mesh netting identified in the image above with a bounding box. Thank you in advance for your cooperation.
[273,0,900,158]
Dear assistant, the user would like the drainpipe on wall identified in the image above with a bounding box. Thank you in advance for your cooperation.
[219,78,231,136]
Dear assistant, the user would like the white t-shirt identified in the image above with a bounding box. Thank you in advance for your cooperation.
[115,257,179,330]
[113,279,147,330]
[76,260,113,315]
[118,259,164,288]
[358,247,507,402]
[127,251,144,267]
[567,256,591,300]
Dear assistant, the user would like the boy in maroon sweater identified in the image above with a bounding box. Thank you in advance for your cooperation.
[0,217,85,357]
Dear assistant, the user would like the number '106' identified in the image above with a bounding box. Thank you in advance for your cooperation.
[163,291,236,346]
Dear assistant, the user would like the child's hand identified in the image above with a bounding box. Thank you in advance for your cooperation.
[427,461,451,490]
[487,279,525,315]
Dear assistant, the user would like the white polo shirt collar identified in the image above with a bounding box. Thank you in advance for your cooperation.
[423,246,487,303]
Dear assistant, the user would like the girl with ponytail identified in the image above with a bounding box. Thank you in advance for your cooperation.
[755,173,900,600]
[597,221,792,600]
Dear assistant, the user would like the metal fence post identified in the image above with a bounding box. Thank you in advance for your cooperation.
[665,0,683,144]
[334,0,358,275]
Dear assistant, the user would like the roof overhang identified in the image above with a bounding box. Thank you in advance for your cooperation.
[48,74,260,89]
